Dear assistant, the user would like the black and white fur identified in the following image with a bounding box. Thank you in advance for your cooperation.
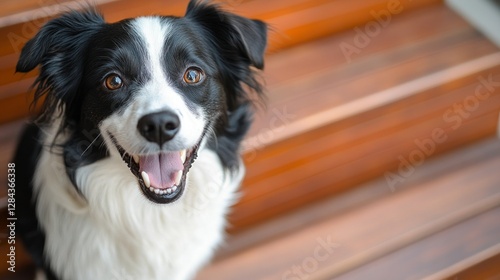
[13,1,266,279]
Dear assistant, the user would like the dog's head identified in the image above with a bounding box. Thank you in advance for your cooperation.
[17,1,267,204]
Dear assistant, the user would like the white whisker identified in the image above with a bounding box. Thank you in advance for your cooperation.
[81,133,102,157]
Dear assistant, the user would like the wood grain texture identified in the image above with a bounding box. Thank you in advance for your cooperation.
[197,138,500,280]
[228,4,500,232]
[333,207,500,280]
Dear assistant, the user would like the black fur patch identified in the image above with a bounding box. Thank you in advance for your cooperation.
[208,102,253,169]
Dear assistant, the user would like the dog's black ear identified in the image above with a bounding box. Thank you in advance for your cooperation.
[226,15,267,69]
[16,9,105,125]
[211,102,253,169]
[16,9,104,72]
[185,1,267,112]
[185,1,267,69]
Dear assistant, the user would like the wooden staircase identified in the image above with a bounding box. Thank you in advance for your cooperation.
[1,0,500,279]
[197,138,500,279]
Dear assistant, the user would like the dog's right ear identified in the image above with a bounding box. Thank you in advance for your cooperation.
[16,9,105,125]
[16,9,105,73]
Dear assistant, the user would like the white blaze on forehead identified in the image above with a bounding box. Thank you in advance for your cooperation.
[132,16,169,82]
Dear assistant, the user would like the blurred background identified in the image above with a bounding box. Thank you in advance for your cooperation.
[1,0,500,279]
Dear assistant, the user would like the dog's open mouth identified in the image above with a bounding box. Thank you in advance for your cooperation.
[109,134,200,204]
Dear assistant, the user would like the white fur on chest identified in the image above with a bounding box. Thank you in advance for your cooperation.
[34,136,242,280]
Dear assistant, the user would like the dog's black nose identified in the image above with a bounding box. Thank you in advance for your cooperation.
[137,111,180,146]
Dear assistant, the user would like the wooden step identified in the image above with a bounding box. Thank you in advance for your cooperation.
[196,137,500,280]
[231,3,500,232]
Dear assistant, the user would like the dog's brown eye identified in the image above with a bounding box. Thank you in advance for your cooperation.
[104,74,123,90]
[183,68,204,84]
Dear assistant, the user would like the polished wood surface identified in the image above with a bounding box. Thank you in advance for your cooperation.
[2,0,500,278]
[197,138,500,280]
[232,4,500,232]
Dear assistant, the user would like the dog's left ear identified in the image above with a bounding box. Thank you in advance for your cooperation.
[185,1,267,69]
[226,14,267,69]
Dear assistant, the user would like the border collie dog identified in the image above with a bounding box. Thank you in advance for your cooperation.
[14,1,266,279]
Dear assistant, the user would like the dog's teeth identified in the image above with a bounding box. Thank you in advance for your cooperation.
[174,170,183,186]
[172,185,178,192]
[154,188,160,194]
[167,188,172,194]
[141,171,151,188]
[133,155,139,164]
[180,150,187,163]
[149,187,154,192]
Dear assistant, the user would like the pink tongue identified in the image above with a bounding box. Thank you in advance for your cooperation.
[139,152,183,189]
